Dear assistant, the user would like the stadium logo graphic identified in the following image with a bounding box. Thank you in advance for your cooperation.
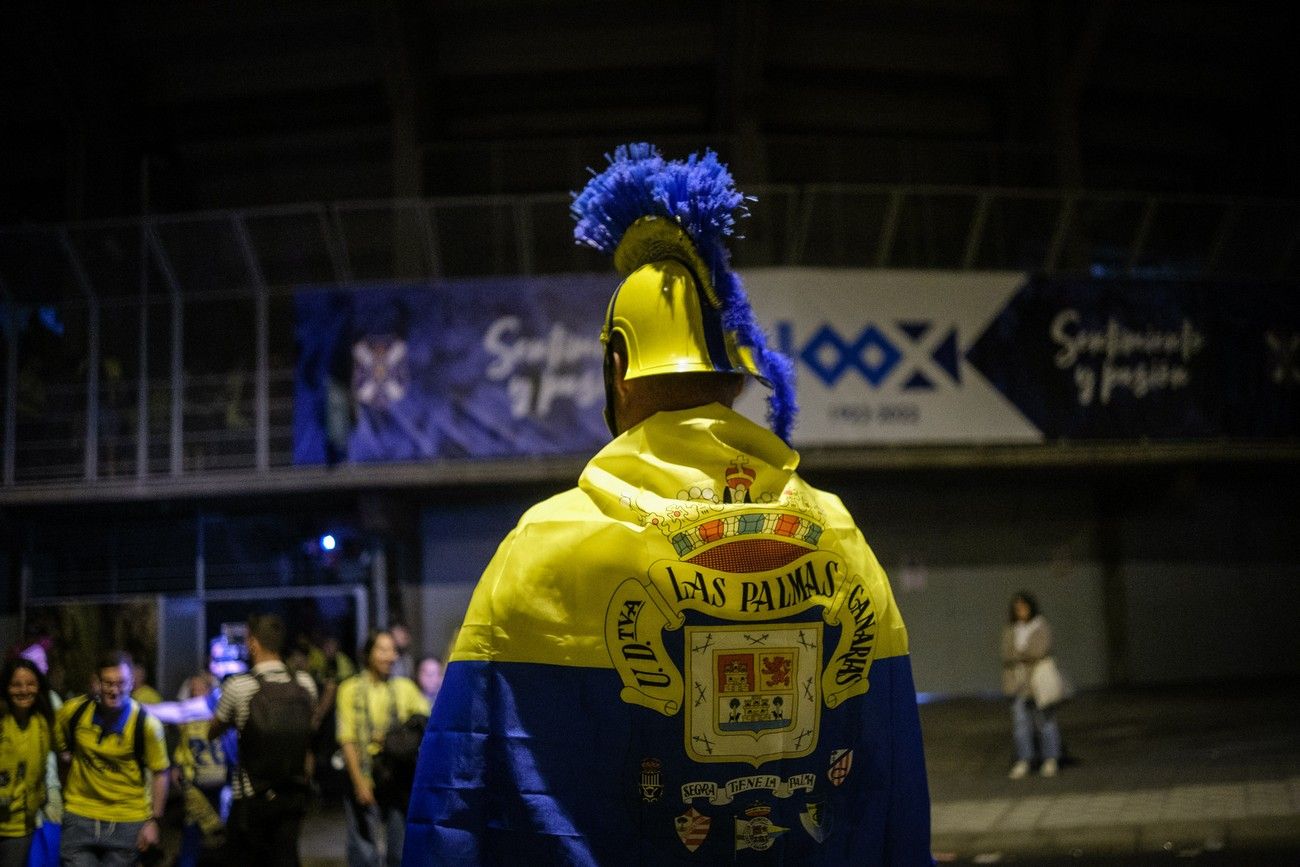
[352,336,410,408]
[777,321,962,390]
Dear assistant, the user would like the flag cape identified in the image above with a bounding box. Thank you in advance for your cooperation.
[405,404,931,865]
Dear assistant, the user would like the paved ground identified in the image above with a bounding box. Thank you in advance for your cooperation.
[298,677,1300,864]
[924,678,1300,862]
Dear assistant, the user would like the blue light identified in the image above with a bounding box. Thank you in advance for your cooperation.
[321,534,337,552]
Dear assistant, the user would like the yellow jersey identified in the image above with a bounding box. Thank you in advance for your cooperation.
[0,713,49,836]
[55,697,169,823]
[335,674,429,763]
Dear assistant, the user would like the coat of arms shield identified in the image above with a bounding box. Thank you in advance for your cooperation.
[684,623,822,766]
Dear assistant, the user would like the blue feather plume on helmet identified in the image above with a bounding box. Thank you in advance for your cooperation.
[571,143,798,443]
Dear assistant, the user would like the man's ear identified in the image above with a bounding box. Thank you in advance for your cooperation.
[724,374,745,406]
[611,346,631,402]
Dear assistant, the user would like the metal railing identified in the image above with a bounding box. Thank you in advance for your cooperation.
[2,184,1297,496]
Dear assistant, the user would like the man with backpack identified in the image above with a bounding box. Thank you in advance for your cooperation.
[209,614,317,866]
[55,650,170,865]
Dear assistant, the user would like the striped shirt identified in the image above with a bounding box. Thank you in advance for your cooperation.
[213,661,318,798]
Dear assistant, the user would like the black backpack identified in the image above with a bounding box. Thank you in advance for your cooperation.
[238,673,314,795]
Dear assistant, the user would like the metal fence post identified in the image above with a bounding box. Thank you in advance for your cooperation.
[961,192,992,270]
[1126,197,1158,273]
[515,199,534,276]
[147,224,185,477]
[232,215,271,472]
[61,230,100,481]
[136,223,150,480]
[1,285,16,486]
[1044,195,1076,274]
[877,189,905,268]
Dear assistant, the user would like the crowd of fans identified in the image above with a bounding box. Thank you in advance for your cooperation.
[0,617,442,866]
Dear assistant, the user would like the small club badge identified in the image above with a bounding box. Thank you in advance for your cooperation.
[674,807,711,852]
[828,748,853,786]
[640,758,664,803]
[800,799,830,843]
[734,802,788,852]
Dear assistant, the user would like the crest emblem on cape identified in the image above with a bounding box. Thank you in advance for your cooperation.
[685,624,822,765]
[734,802,787,852]
[828,748,854,786]
[800,799,831,842]
[723,458,756,503]
[640,757,664,803]
[674,807,711,852]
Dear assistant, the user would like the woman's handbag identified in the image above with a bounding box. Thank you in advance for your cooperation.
[1029,656,1074,709]
[371,713,428,808]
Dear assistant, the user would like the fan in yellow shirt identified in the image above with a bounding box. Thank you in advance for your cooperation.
[335,631,429,867]
[0,658,53,865]
[55,651,169,862]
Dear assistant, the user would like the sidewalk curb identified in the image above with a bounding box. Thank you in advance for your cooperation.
[933,816,1300,857]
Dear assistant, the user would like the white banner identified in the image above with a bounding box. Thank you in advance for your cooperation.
[735,269,1042,445]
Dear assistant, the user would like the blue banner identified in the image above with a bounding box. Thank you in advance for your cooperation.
[964,277,1300,439]
[293,276,611,464]
[294,272,1300,464]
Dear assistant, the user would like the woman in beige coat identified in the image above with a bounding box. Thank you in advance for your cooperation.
[1001,591,1062,778]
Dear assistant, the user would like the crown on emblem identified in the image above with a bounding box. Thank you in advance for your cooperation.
[744,802,771,819]
[725,462,756,488]
[641,758,662,773]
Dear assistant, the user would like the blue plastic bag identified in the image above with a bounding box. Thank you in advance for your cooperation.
[25,821,60,867]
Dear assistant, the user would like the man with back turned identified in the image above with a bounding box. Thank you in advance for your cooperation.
[405,144,932,865]
[209,613,317,866]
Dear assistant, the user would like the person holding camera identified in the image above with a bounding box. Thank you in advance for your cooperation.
[336,631,429,867]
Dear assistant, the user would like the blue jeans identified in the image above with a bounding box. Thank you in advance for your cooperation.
[60,812,146,867]
[1012,694,1061,763]
[343,798,404,867]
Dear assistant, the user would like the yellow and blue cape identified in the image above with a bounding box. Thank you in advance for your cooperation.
[405,404,930,865]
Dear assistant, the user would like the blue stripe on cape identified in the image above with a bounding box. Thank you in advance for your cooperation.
[404,654,930,866]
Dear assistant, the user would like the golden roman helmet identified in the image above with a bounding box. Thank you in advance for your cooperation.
[601,215,765,383]
[573,143,797,442]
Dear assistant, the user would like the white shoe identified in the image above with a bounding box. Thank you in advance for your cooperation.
[1040,758,1059,777]
[1008,760,1030,779]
